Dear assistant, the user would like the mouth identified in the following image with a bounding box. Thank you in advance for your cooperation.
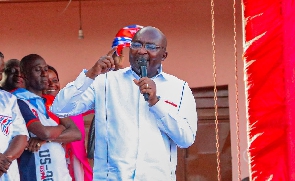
[15,80,23,84]
[46,89,56,92]
[13,77,24,84]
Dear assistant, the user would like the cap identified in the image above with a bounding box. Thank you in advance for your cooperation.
[111,24,144,56]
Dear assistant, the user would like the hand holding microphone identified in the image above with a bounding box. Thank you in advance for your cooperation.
[133,58,159,106]
[138,58,149,101]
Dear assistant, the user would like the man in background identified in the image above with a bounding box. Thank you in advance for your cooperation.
[1,59,24,91]
[0,52,29,181]
[0,52,4,89]
[13,54,81,181]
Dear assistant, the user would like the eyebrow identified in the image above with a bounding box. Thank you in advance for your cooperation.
[134,40,157,44]
[32,64,48,68]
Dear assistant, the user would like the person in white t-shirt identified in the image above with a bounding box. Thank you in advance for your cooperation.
[0,53,29,181]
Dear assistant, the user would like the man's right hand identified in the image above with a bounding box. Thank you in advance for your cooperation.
[86,47,117,79]
[112,49,125,70]
[0,153,12,175]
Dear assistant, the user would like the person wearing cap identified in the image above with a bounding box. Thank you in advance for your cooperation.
[86,24,143,160]
[51,26,197,181]
[0,53,29,181]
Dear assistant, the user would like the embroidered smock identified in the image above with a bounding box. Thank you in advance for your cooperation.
[51,67,198,181]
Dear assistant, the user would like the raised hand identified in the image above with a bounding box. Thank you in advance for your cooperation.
[112,49,125,70]
[86,47,117,79]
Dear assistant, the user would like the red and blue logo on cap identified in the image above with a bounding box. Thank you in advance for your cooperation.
[112,24,143,56]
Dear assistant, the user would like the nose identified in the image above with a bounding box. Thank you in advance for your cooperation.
[41,69,48,77]
[48,79,53,86]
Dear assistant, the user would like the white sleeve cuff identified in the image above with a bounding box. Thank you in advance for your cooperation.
[73,69,94,90]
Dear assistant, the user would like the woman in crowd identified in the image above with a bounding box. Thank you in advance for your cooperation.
[43,65,93,181]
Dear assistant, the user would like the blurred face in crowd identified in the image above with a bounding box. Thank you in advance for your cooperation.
[43,69,60,97]
[0,57,4,81]
[3,64,24,91]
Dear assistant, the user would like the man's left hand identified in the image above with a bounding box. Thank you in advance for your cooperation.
[26,137,45,152]
[0,153,11,174]
[133,77,159,106]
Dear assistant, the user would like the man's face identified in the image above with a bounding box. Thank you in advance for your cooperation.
[0,57,4,81]
[129,28,167,78]
[4,65,24,90]
[24,58,49,94]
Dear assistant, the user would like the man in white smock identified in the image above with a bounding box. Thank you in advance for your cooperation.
[51,26,198,181]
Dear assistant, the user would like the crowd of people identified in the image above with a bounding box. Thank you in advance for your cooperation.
[0,26,197,181]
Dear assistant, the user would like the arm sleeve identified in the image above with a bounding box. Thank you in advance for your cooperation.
[11,97,29,138]
[50,70,96,117]
[17,99,39,128]
[149,83,198,148]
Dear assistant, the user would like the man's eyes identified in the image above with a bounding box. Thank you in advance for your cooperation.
[52,79,59,83]
[34,67,48,72]
[146,45,157,49]
[133,43,142,48]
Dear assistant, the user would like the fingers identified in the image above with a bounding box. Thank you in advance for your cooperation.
[0,154,11,173]
[97,47,118,71]
[99,57,115,72]
[27,138,43,152]
[87,47,118,79]
[133,78,156,99]
[112,48,124,70]
[107,47,117,56]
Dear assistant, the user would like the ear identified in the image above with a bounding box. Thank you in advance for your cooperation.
[161,51,168,61]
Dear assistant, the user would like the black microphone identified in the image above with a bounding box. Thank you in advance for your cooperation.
[138,58,149,101]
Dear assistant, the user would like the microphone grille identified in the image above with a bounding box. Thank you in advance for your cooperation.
[138,58,147,66]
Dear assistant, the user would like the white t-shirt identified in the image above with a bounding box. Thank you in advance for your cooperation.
[0,90,28,181]
[13,88,72,181]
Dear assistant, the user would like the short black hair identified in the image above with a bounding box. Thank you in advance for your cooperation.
[0,52,4,58]
[20,54,44,75]
[4,59,20,74]
[47,65,59,81]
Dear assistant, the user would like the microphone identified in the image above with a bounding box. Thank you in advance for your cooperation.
[138,58,149,101]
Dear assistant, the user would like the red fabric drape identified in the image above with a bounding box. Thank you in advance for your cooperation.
[282,0,295,180]
[243,0,295,180]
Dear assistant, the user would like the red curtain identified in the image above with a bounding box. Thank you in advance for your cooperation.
[243,0,295,180]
